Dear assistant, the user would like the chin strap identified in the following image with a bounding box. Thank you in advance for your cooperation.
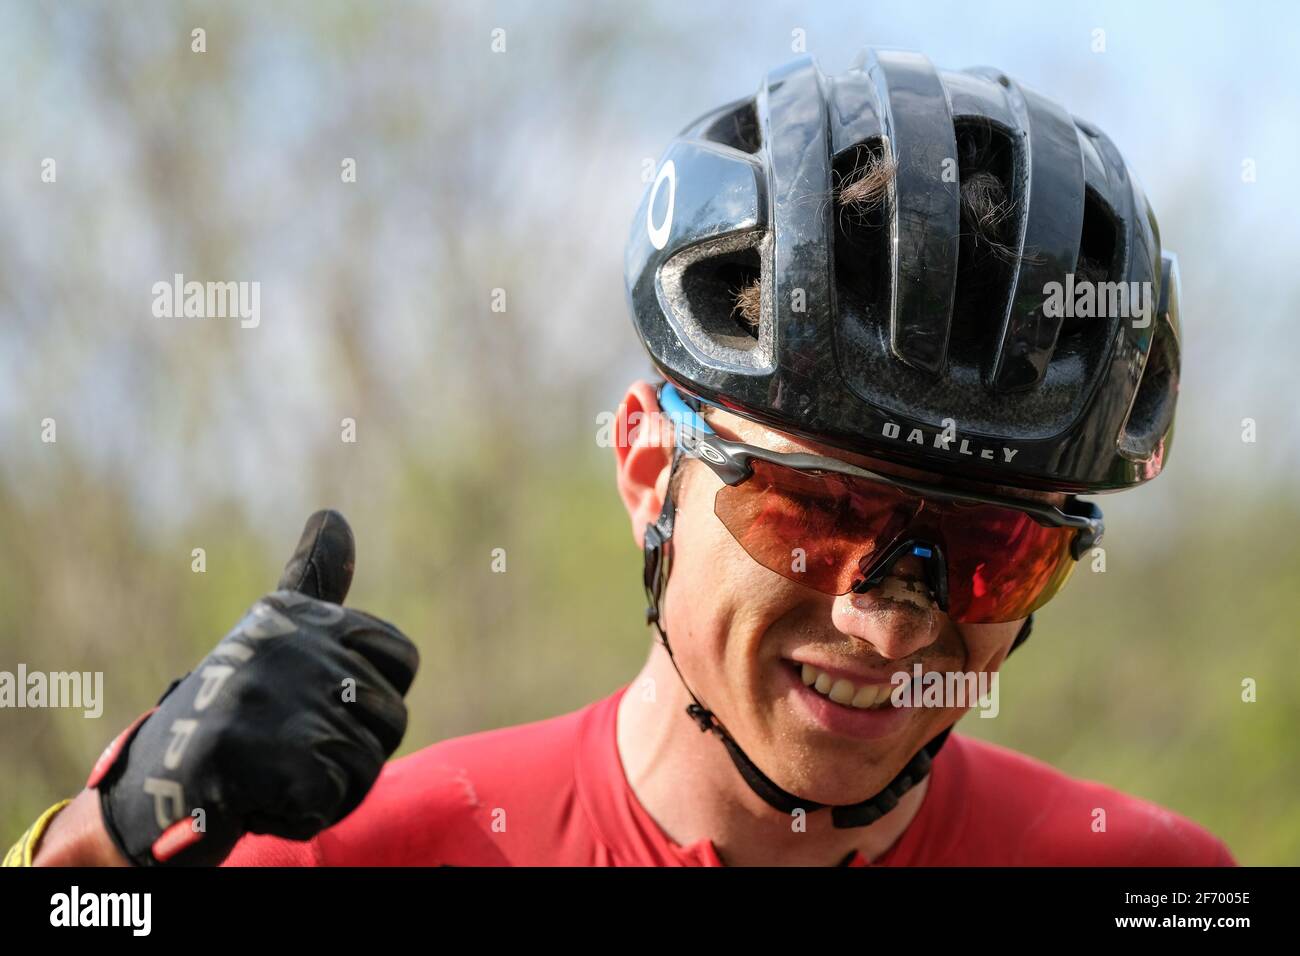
[643,470,1034,829]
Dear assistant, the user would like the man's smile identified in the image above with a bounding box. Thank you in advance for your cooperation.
[776,657,916,740]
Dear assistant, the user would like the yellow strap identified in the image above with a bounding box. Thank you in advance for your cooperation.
[3,799,73,867]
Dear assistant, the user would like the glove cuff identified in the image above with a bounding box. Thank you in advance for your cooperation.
[88,707,158,867]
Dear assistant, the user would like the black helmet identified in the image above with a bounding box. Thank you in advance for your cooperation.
[625,49,1180,493]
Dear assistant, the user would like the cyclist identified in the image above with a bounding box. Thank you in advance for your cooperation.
[9,49,1232,867]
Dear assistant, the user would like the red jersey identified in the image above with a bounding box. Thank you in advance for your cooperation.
[222,687,1234,866]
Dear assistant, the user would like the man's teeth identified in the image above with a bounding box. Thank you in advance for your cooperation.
[800,663,893,709]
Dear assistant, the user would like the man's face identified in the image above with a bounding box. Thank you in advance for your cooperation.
[655,402,1069,806]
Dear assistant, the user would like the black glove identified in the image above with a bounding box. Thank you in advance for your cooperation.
[91,510,419,867]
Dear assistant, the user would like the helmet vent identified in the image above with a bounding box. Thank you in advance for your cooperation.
[831,138,893,339]
[1059,187,1123,340]
[702,100,762,154]
[1120,310,1178,459]
[1120,255,1179,462]
[658,232,773,368]
[683,246,763,345]
[949,119,1018,370]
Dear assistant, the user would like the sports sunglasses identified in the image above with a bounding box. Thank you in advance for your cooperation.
[656,382,1103,624]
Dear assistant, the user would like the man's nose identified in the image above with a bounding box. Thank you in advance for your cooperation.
[829,553,942,660]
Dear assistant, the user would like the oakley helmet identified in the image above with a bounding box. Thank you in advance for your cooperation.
[625,49,1180,493]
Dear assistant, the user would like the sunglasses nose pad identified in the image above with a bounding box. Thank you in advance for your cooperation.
[851,540,949,612]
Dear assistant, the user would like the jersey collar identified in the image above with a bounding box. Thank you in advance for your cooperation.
[575,686,967,866]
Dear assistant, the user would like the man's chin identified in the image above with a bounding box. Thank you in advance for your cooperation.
[754,664,959,806]
[759,743,922,811]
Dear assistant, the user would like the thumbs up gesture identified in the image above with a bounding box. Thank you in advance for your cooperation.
[91,511,419,867]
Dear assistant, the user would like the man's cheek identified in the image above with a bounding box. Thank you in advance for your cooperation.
[954,622,1020,670]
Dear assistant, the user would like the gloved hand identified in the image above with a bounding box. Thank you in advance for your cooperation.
[90,510,419,866]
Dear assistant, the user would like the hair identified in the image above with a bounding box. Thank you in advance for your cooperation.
[954,123,1018,267]
[837,149,898,215]
[732,277,762,329]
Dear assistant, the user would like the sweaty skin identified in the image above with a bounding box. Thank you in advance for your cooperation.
[613,379,1059,866]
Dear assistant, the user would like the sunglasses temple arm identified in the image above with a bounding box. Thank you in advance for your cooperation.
[1067,502,1105,560]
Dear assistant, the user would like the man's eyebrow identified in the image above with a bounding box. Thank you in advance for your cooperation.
[706,410,800,452]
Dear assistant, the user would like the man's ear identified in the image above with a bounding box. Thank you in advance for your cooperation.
[614,380,675,549]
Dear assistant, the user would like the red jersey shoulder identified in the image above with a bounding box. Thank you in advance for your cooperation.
[225,701,597,866]
[948,735,1234,866]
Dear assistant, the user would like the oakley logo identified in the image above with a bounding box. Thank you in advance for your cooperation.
[881,422,1019,463]
[695,441,727,465]
[646,160,676,251]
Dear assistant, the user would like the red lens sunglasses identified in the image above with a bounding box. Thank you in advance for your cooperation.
[655,382,1103,624]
